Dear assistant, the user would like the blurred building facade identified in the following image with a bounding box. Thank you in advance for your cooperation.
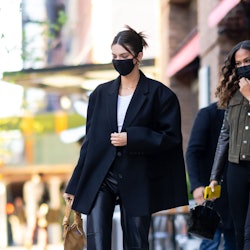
[158,0,250,151]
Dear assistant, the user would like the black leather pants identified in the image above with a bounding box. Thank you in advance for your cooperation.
[87,170,151,250]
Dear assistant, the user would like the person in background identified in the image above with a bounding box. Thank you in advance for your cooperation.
[186,102,236,250]
[10,197,26,245]
[63,25,188,249]
[23,173,45,249]
[209,40,250,250]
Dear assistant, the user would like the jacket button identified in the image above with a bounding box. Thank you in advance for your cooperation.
[245,126,249,130]
[242,155,246,159]
[243,140,248,144]
[117,151,122,157]
[118,173,123,179]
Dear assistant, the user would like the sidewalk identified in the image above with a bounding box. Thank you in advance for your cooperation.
[2,239,202,250]
[1,244,63,250]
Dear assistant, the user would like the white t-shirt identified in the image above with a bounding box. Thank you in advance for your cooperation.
[117,94,133,132]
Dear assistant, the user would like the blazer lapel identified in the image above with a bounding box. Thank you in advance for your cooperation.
[122,73,149,130]
[106,77,120,133]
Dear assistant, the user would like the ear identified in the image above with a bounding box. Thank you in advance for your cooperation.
[137,52,143,62]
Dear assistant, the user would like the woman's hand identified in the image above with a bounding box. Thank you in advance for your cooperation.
[110,132,127,147]
[209,180,219,192]
[239,77,250,101]
[193,186,205,205]
[63,193,74,205]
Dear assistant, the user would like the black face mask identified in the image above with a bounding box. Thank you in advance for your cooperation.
[236,65,250,80]
[112,59,135,76]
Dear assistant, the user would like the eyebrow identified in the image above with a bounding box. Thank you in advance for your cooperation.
[236,57,250,62]
[112,52,130,57]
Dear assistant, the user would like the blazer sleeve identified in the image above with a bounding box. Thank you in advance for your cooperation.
[65,91,95,194]
[126,90,182,154]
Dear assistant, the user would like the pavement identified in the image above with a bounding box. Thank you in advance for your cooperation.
[2,241,202,250]
[0,234,200,250]
[1,244,63,250]
[3,206,203,250]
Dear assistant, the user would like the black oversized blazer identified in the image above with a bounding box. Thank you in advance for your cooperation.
[65,71,188,216]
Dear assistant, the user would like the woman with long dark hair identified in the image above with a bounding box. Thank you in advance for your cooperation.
[210,40,250,250]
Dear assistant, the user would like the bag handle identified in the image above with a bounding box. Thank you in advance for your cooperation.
[62,200,84,238]
[62,200,72,238]
[203,200,215,208]
[63,200,72,224]
[74,211,83,225]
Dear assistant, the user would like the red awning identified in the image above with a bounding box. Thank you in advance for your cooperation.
[167,33,199,77]
[166,0,240,77]
[208,0,240,27]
